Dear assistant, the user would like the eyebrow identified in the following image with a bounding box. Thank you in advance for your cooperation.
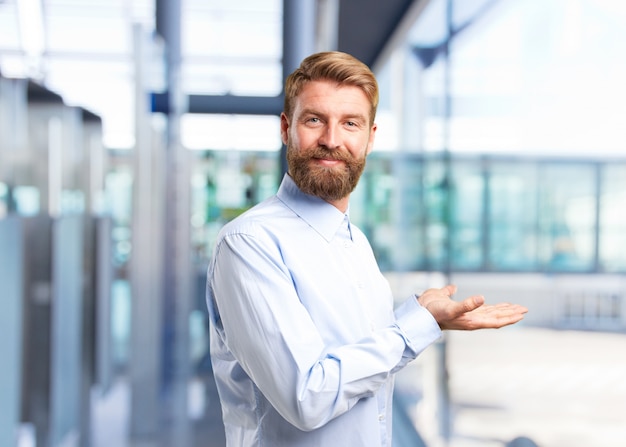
[300,108,368,124]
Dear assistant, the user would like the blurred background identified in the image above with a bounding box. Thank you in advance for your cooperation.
[1,0,625,446]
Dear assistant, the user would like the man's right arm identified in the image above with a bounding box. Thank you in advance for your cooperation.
[209,230,440,431]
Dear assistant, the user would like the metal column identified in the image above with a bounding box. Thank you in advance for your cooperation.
[0,217,24,447]
[129,0,193,442]
[129,24,165,439]
[157,0,194,444]
[280,0,317,175]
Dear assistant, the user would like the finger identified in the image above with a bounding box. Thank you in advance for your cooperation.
[472,294,485,307]
[490,303,528,314]
[442,284,457,297]
[493,311,526,327]
[456,295,484,314]
[479,304,528,327]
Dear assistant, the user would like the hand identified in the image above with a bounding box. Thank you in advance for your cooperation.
[417,284,528,330]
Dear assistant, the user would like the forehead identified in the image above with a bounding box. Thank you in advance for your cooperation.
[293,80,371,118]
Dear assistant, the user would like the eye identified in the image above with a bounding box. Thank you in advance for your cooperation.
[304,116,323,127]
[345,120,363,129]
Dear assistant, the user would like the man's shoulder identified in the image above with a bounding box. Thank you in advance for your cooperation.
[218,195,292,237]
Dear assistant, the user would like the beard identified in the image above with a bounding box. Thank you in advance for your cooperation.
[286,143,367,201]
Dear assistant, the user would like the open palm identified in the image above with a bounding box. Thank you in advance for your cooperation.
[417,285,528,330]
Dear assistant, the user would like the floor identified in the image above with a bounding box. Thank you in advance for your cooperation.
[430,327,626,447]
[88,327,626,447]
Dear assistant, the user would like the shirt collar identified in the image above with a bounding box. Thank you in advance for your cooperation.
[276,174,349,242]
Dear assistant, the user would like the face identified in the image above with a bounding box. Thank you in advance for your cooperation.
[281,80,377,208]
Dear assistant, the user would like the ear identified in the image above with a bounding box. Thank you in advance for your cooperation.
[280,113,290,146]
[366,123,377,156]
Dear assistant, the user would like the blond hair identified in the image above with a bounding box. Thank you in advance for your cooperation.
[283,51,379,125]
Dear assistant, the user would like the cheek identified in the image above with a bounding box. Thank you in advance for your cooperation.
[291,128,317,149]
[349,137,372,158]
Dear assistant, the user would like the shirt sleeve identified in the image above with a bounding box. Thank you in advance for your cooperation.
[209,228,442,431]
[393,296,443,370]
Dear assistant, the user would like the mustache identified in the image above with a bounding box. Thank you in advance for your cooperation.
[307,147,354,162]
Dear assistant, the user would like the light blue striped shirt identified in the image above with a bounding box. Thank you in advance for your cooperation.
[206,174,441,446]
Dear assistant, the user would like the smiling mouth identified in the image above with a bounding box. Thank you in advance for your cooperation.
[314,158,344,167]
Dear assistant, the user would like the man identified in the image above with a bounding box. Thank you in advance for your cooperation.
[205,51,527,446]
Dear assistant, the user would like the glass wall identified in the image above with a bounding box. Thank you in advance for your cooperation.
[488,160,539,270]
[360,0,626,274]
[351,154,626,274]
[180,155,621,277]
[189,150,280,265]
[536,163,598,271]
[599,164,626,272]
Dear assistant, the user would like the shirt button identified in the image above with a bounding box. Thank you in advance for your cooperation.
[378,414,385,422]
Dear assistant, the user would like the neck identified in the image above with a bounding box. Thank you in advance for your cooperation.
[327,196,349,213]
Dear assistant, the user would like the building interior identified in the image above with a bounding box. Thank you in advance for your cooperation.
[1,0,626,446]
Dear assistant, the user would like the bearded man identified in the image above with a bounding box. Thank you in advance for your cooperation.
[205,51,527,447]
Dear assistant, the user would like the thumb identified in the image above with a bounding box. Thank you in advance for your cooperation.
[443,284,458,297]
[458,295,484,314]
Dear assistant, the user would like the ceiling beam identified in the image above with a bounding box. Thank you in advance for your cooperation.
[336,0,429,71]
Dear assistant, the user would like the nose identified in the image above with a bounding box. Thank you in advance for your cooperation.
[318,123,340,149]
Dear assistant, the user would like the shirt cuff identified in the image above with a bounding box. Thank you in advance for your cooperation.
[394,296,442,356]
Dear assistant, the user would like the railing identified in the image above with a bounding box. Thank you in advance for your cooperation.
[558,290,624,331]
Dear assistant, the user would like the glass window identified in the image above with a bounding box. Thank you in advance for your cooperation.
[355,154,623,274]
[421,157,449,270]
[181,0,282,97]
[537,163,597,271]
[389,155,428,271]
[352,155,397,270]
[444,0,626,158]
[599,163,626,272]
[488,161,539,270]
[449,158,485,270]
[353,154,438,272]
[190,150,279,263]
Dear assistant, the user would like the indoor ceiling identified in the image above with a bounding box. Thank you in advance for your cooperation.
[0,0,422,148]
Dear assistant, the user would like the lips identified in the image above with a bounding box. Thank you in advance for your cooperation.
[314,157,344,167]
